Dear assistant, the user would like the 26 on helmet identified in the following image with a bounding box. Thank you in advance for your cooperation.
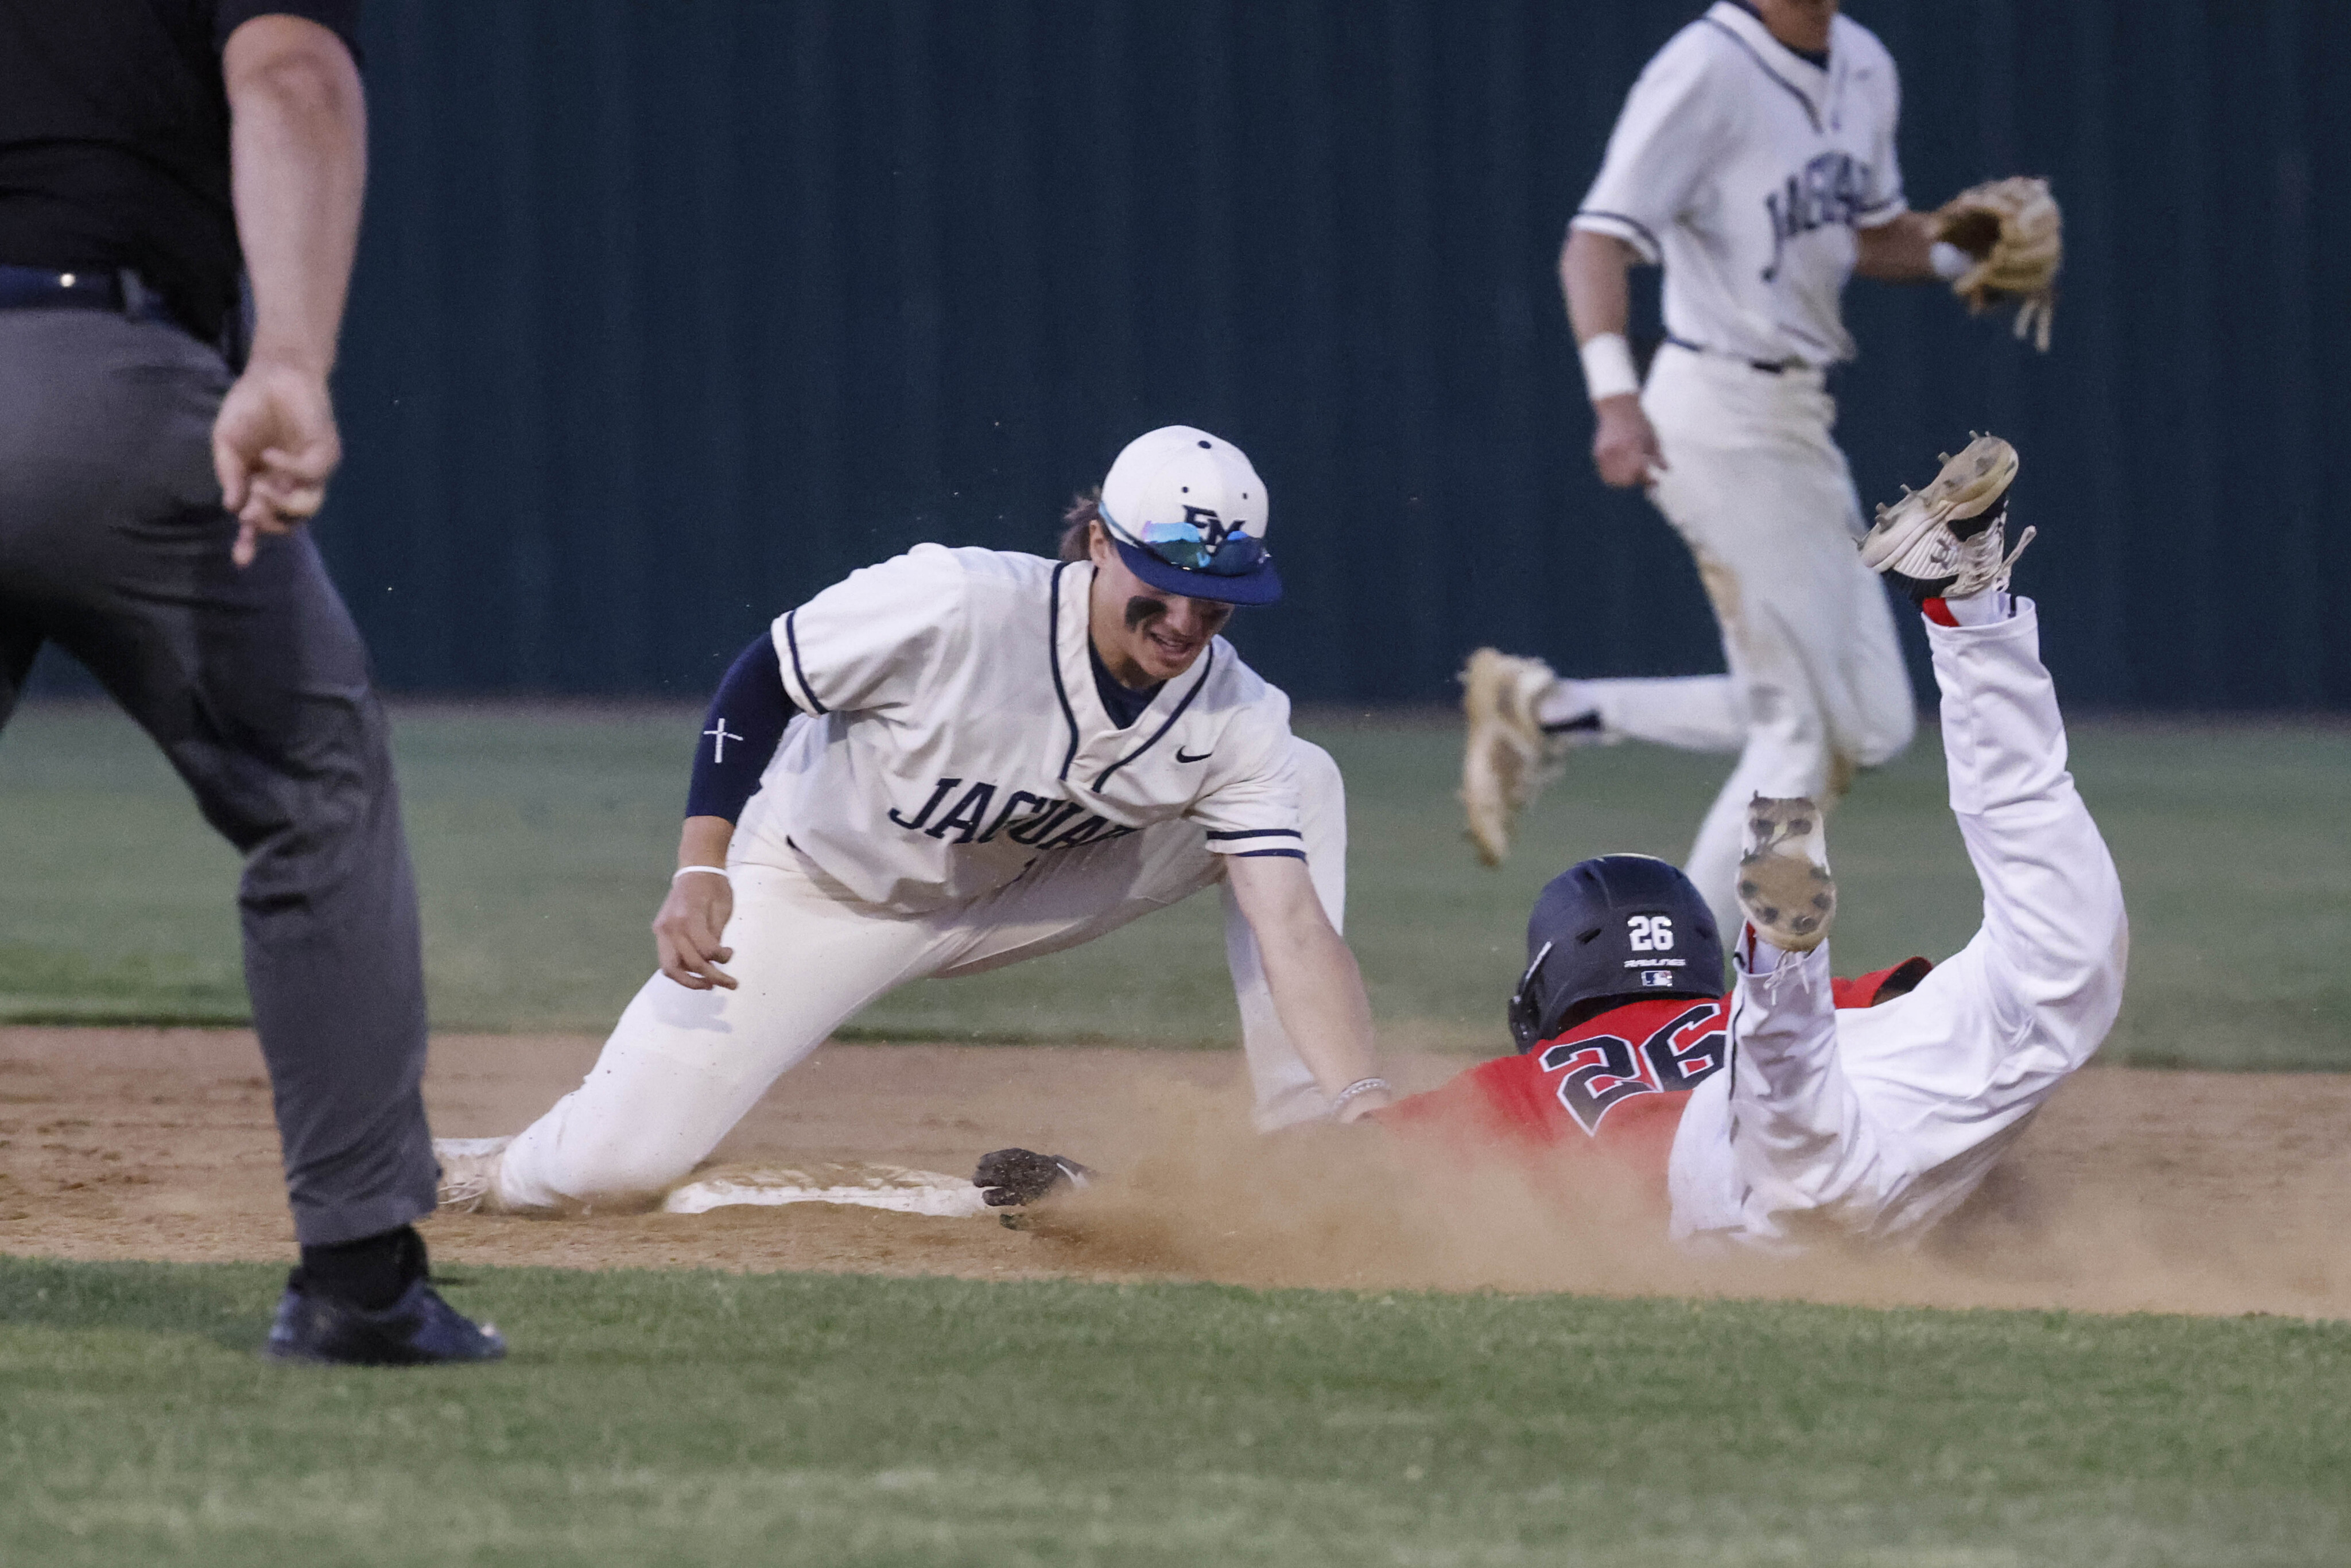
[1507,854,1724,1053]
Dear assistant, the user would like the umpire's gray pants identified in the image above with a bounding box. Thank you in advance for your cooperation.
[0,307,436,1247]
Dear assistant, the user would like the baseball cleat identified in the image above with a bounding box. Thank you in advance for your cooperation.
[1859,433,2035,602]
[433,1136,513,1214]
[1736,794,1836,953]
[264,1274,507,1367]
[1459,647,1567,867]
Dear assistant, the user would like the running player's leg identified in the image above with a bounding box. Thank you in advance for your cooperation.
[1644,356,1917,936]
[1669,499,1913,938]
[1538,674,1745,752]
[1457,490,1786,869]
[1674,601,1835,944]
[491,854,937,1211]
[931,738,1348,1130]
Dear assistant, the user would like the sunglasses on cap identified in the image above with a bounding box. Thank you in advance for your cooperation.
[1107,507,1270,577]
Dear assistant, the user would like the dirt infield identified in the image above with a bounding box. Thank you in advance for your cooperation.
[3,1026,2347,1319]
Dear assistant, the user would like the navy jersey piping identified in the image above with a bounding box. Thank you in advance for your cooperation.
[1205,828,1302,841]
[1091,644,1215,791]
[1048,561,1082,782]
[1701,17,1821,133]
[783,611,828,716]
[1234,848,1307,860]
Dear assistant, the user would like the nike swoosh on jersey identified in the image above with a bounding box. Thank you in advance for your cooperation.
[1176,747,1212,763]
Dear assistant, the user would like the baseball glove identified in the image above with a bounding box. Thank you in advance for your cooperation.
[1931,177,2062,351]
[972,1148,1095,1208]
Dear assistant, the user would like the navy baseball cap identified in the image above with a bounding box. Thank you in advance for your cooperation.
[1097,426,1282,606]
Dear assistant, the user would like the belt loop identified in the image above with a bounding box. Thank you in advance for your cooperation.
[118,267,149,321]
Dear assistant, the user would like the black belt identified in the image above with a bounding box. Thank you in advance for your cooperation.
[0,263,188,332]
[1663,332,1803,376]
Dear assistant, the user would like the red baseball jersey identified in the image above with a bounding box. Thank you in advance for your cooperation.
[1378,959,1931,1198]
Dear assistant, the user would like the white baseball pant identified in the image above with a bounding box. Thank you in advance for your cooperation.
[490,739,1347,1212]
[1667,602,2128,1250]
[1574,343,1917,939]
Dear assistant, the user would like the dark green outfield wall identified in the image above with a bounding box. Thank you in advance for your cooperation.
[320,0,2351,707]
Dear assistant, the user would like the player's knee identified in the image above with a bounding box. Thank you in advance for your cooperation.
[2067,879,2130,995]
[1996,873,2127,1022]
[546,1133,703,1209]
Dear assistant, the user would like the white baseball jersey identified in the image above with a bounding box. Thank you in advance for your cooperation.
[735,543,1303,913]
[1571,2,1906,367]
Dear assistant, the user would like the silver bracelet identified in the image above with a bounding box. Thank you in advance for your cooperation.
[1329,1077,1392,1117]
[672,865,731,883]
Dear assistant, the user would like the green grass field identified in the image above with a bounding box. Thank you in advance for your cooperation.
[2,701,2346,1068]
[6,707,2350,1561]
[3,1255,2346,1566]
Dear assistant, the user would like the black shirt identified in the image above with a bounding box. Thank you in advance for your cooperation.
[1088,638,1163,730]
[0,1,362,343]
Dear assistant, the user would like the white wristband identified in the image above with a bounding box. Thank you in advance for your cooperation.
[1577,332,1640,403]
[1929,240,1973,282]
[672,865,731,883]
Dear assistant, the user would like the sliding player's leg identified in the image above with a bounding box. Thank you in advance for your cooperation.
[1681,438,2123,1248]
[1704,794,1910,1244]
[1822,436,2124,1238]
[1824,599,2125,1239]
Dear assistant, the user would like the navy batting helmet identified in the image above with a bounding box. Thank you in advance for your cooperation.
[1507,854,1725,1053]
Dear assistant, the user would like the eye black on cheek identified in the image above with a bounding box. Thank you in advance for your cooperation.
[1123,596,1167,631]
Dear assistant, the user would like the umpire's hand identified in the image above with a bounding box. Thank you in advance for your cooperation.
[653,872,738,991]
[213,356,342,568]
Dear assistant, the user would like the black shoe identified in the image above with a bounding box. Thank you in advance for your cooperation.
[263,1275,507,1367]
[973,1147,1095,1208]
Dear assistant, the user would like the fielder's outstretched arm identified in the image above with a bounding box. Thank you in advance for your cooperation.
[1224,854,1391,1121]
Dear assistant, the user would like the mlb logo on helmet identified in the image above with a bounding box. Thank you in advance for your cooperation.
[1639,969,1675,988]
[1098,425,1283,606]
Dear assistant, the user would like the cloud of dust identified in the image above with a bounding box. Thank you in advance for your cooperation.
[1019,1068,2351,1321]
